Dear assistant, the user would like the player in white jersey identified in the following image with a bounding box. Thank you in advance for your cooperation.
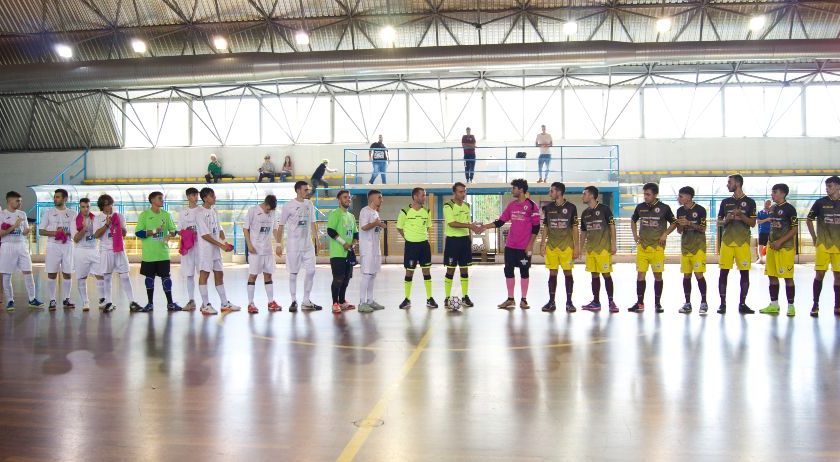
[39,188,77,310]
[178,187,201,311]
[357,190,386,312]
[0,191,43,311]
[244,195,282,314]
[93,194,142,313]
[196,187,240,315]
[72,198,101,311]
[277,181,323,312]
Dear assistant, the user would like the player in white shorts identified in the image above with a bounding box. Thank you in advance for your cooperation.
[196,187,240,315]
[277,181,322,312]
[72,197,101,311]
[0,191,43,311]
[178,187,201,311]
[39,188,77,311]
[244,195,282,314]
[93,194,142,313]
[357,190,386,312]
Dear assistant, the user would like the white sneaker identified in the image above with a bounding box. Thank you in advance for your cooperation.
[301,301,323,311]
[370,301,385,310]
[200,304,218,315]
[221,302,241,313]
[183,300,197,311]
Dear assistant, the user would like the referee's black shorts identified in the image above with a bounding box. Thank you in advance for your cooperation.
[404,241,432,269]
[443,236,472,268]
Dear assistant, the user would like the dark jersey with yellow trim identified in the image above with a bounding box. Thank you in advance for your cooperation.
[631,200,675,249]
[768,202,798,250]
[543,201,578,250]
[677,204,707,255]
[580,203,614,253]
[717,195,757,247]
[807,196,840,253]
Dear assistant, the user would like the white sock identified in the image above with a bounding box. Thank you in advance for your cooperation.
[368,274,377,303]
[95,278,105,303]
[199,284,210,306]
[304,269,315,302]
[265,281,273,302]
[77,278,88,307]
[289,273,298,303]
[119,273,134,303]
[215,284,227,305]
[360,274,371,304]
[47,278,56,301]
[24,273,36,301]
[2,274,12,303]
[103,274,112,303]
[186,275,195,301]
[62,277,72,302]
[247,283,255,304]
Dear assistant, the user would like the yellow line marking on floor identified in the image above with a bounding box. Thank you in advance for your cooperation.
[335,324,434,462]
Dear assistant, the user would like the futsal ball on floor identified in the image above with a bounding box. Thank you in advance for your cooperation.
[449,296,462,311]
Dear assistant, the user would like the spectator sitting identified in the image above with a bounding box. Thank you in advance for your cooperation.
[204,154,234,183]
[280,155,294,182]
[258,155,276,182]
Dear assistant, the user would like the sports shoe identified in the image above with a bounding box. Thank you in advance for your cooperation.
[628,302,645,313]
[426,298,439,309]
[29,298,44,309]
[167,302,182,312]
[679,303,692,314]
[332,303,342,314]
[370,301,385,310]
[102,303,116,313]
[462,295,474,308]
[358,303,374,313]
[786,304,795,317]
[738,303,755,314]
[835,307,840,316]
[810,305,819,318]
[541,301,556,312]
[247,303,259,314]
[129,302,143,312]
[98,298,106,310]
[221,302,241,313]
[399,298,411,310]
[341,302,356,311]
[760,302,780,314]
[267,301,282,312]
[136,303,154,313]
[497,298,516,310]
[566,302,577,313]
[183,300,197,311]
[200,304,218,315]
[63,298,75,310]
[655,304,664,313]
[608,301,619,313]
[581,300,601,312]
[301,301,322,311]
[520,299,530,309]
[5,301,14,312]
[82,303,90,312]
[48,300,57,311]
[699,302,709,315]
[288,301,298,312]
[717,303,727,314]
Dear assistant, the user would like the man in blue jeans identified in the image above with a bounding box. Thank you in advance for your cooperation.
[535,125,553,183]
[369,134,388,184]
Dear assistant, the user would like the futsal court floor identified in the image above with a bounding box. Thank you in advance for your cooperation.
[0,262,838,461]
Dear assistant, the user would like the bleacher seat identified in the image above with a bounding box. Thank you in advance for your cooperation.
[82,174,351,185]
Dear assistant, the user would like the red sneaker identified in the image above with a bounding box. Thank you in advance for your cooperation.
[247,303,259,314]
[267,301,282,312]
[340,302,356,311]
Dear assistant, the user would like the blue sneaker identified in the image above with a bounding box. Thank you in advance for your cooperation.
[167,302,182,312]
[28,298,44,308]
[581,300,602,312]
[136,303,154,313]
[5,301,14,312]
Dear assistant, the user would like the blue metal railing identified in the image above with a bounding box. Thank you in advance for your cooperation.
[48,149,88,185]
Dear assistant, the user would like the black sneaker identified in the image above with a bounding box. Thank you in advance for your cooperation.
[541,301,556,312]
[717,303,727,314]
[426,298,439,309]
[810,305,819,318]
[63,298,75,309]
[443,297,450,309]
[48,300,57,311]
[288,301,298,312]
[655,304,664,314]
[628,302,645,313]
[738,303,755,314]
[565,302,577,313]
[462,295,474,308]
[129,302,143,312]
[102,303,116,313]
[137,303,154,313]
[399,298,411,310]
[167,302,183,312]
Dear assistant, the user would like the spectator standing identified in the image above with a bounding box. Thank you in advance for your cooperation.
[369,134,389,184]
[462,127,477,183]
[535,125,553,183]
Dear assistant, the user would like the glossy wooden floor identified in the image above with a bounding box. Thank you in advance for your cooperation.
[1,263,839,461]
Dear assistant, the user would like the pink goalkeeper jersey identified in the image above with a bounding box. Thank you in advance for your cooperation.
[498,198,541,250]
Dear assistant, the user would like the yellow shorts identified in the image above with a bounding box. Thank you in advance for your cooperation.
[765,247,795,279]
[719,244,751,271]
[545,246,574,271]
[585,250,612,274]
[680,251,706,274]
[636,245,665,273]
[815,245,840,272]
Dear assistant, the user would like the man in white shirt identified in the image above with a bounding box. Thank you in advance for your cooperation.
[93,194,141,313]
[196,187,240,315]
[72,198,101,311]
[358,190,387,312]
[178,187,201,310]
[535,125,553,184]
[244,195,282,314]
[0,191,43,311]
[39,188,77,310]
[277,181,323,312]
